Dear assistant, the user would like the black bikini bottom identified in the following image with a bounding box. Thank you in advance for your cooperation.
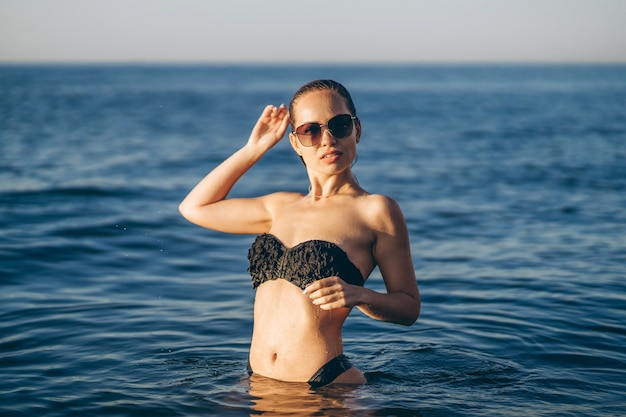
[247,354,354,389]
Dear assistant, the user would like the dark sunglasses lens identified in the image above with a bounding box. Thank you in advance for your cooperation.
[328,115,354,138]
[295,123,322,145]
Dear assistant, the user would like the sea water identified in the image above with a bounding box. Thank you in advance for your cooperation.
[1,64,625,416]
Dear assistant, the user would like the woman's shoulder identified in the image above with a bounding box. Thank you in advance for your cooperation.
[265,191,304,202]
[359,193,407,230]
[360,193,403,213]
[262,191,305,210]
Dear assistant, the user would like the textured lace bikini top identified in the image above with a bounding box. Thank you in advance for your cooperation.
[248,233,365,290]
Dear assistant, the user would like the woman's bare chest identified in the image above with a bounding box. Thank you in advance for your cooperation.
[271,202,367,245]
[268,200,376,277]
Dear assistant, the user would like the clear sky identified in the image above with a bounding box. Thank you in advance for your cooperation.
[1,0,625,63]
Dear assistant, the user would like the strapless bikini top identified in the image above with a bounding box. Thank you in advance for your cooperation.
[247,233,365,290]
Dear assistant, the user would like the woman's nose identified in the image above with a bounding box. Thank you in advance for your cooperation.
[319,127,337,145]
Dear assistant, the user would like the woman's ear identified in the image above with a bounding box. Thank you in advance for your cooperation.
[289,132,303,156]
[355,118,362,143]
[289,132,306,165]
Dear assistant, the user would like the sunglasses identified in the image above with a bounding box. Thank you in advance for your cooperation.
[293,114,357,147]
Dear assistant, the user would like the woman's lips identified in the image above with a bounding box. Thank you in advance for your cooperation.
[320,150,343,162]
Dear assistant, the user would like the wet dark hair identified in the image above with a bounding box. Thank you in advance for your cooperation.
[289,80,357,129]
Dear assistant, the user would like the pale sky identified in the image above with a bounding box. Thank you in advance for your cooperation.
[1,0,625,63]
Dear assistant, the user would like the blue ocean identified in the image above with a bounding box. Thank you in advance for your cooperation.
[1,64,625,416]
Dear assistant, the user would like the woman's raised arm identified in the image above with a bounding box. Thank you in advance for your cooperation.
[178,105,290,234]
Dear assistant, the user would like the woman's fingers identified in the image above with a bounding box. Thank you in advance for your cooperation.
[304,277,352,309]
[264,105,288,132]
[249,105,289,147]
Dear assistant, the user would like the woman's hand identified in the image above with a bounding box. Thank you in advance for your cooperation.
[303,277,361,310]
[247,104,290,151]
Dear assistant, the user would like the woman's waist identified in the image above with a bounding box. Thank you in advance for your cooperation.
[251,301,345,351]
[249,335,344,383]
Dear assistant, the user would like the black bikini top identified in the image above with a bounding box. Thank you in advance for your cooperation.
[248,233,365,290]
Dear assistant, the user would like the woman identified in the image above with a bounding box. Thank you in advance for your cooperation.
[179,80,420,387]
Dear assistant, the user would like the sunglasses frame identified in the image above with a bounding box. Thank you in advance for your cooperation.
[292,114,358,147]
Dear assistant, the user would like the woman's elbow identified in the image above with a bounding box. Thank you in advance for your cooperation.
[178,201,189,218]
[401,296,421,326]
[178,201,198,223]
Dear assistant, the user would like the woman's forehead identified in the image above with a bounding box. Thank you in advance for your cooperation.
[292,91,350,123]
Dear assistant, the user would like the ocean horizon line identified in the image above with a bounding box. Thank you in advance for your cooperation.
[2,60,626,68]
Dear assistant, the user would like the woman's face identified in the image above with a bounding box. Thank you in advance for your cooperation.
[289,90,361,173]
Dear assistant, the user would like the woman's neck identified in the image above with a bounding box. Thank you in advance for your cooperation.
[307,172,361,200]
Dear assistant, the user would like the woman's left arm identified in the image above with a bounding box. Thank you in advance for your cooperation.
[305,196,421,325]
[355,195,420,325]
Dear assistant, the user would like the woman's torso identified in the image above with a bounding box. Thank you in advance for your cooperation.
[248,192,377,382]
